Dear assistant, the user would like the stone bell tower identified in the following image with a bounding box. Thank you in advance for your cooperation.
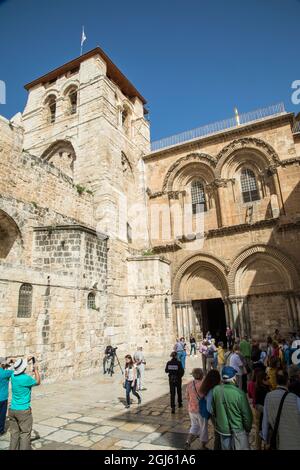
[22,47,151,248]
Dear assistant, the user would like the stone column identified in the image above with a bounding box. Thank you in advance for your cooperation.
[295,295,300,329]
[286,294,296,330]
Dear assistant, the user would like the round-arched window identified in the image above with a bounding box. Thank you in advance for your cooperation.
[87,292,96,309]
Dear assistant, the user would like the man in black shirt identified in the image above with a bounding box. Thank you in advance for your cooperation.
[165,352,184,413]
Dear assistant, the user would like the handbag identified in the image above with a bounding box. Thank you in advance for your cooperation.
[269,391,289,450]
[193,381,210,419]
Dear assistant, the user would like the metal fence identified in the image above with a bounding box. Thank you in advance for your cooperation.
[150,102,286,152]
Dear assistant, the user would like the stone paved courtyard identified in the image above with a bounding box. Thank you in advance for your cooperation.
[0,355,255,451]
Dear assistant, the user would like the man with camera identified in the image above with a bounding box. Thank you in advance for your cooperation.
[9,356,41,450]
[0,357,13,435]
[103,345,115,374]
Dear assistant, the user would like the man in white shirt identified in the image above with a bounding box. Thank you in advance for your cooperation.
[133,347,146,391]
[229,345,244,390]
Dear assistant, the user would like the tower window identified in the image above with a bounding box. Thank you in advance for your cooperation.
[164,298,169,318]
[87,292,96,309]
[17,283,33,318]
[45,95,56,123]
[68,88,77,114]
[240,168,260,203]
[191,180,207,214]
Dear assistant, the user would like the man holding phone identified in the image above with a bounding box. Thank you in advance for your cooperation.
[9,356,41,450]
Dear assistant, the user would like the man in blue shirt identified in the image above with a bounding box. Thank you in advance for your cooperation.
[0,357,13,435]
[9,356,41,450]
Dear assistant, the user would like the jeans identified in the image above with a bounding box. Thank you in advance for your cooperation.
[220,431,250,450]
[9,408,33,450]
[125,379,141,406]
[169,378,182,410]
[190,343,197,356]
[177,351,186,369]
[0,400,8,433]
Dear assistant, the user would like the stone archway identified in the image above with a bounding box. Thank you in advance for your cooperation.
[172,253,230,341]
[41,140,76,178]
[228,244,300,339]
[0,210,22,260]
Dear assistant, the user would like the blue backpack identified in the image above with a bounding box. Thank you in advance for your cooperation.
[193,381,210,419]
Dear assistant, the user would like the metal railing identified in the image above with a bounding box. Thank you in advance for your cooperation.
[150,102,286,152]
[293,121,300,134]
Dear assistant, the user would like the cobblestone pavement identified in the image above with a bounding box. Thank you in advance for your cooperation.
[0,355,255,451]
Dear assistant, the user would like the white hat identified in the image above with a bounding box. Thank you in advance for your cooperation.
[13,358,27,376]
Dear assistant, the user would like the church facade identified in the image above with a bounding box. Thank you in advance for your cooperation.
[0,47,299,380]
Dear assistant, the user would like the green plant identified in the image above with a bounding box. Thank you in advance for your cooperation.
[142,249,154,256]
[75,184,85,195]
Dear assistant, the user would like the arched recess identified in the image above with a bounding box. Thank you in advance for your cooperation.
[40,140,76,178]
[216,137,280,179]
[228,244,300,296]
[0,210,23,259]
[173,252,229,301]
[162,153,217,192]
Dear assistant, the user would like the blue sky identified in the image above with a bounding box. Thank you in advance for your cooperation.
[0,0,299,141]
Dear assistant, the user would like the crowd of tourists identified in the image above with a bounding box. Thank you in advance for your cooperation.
[164,329,300,450]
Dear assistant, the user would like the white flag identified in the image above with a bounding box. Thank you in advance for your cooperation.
[81,26,87,47]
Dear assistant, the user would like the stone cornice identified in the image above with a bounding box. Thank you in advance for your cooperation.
[144,113,294,161]
[281,156,300,166]
[33,224,108,239]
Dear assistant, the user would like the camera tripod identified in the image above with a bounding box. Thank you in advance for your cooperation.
[103,349,123,376]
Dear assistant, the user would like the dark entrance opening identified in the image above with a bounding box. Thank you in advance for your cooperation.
[192,298,227,344]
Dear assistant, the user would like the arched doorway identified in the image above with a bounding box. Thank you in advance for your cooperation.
[0,210,22,260]
[173,254,229,342]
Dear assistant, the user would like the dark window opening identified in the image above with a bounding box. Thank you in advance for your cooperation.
[87,292,96,309]
[17,283,33,318]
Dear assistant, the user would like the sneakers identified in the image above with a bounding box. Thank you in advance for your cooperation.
[178,403,183,408]
[125,405,130,409]
[171,408,175,414]
[184,441,191,450]
[138,398,142,405]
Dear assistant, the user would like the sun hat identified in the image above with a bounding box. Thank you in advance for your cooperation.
[13,358,27,376]
[222,366,237,381]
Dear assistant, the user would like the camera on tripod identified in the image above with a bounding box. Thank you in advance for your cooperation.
[103,345,123,376]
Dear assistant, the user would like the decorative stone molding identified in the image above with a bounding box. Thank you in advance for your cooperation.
[281,157,300,166]
[162,152,217,192]
[172,252,230,300]
[227,243,300,296]
[215,137,280,178]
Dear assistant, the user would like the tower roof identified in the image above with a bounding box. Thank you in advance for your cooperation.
[24,46,147,104]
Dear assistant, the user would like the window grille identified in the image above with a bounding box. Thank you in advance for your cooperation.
[240,168,260,203]
[87,292,96,309]
[191,180,207,214]
[17,284,33,318]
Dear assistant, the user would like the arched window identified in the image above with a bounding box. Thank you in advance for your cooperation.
[191,180,207,214]
[121,106,131,136]
[240,168,260,203]
[45,95,56,123]
[17,283,33,318]
[67,87,77,114]
[87,292,96,309]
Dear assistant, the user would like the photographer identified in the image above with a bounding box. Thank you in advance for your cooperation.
[0,357,13,435]
[9,356,40,450]
[103,345,115,374]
